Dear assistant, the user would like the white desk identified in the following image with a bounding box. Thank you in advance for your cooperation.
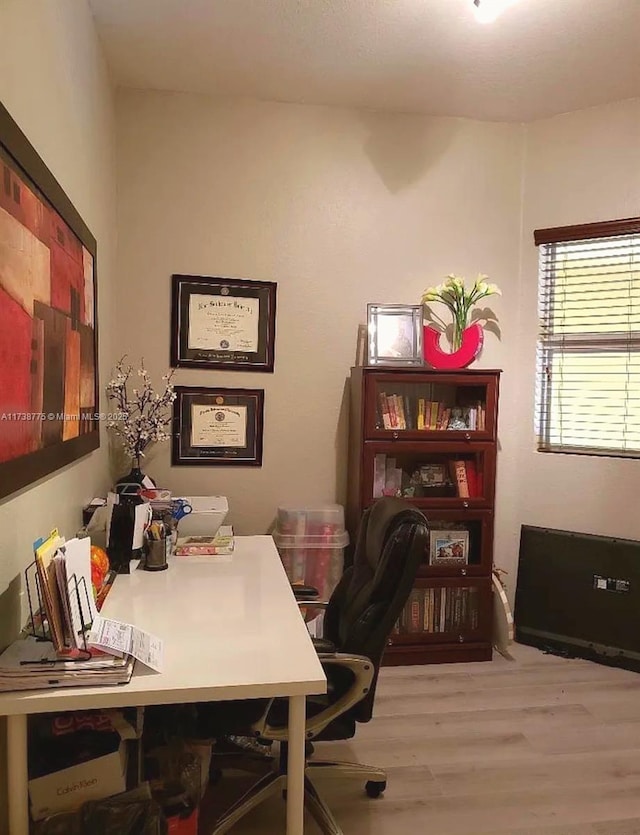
[0,536,326,834]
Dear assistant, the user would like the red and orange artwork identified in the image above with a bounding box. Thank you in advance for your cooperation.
[0,148,97,467]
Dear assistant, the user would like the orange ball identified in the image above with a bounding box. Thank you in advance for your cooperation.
[90,545,110,592]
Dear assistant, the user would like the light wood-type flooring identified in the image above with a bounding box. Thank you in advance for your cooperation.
[201,642,640,834]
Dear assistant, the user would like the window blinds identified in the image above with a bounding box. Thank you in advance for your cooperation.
[535,218,640,457]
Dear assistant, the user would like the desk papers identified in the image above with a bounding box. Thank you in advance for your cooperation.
[88,616,164,673]
[0,637,134,693]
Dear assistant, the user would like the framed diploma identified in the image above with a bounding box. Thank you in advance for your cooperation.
[171,275,277,371]
[172,386,264,466]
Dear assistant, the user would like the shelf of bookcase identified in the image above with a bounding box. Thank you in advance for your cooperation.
[364,368,498,441]
[421,508,494,577]
[363,441,496,509]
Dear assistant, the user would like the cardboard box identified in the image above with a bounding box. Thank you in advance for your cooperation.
[29,741,127,821]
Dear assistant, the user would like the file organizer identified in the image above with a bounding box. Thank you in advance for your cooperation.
[273,504,349,600]
[24,558,93,654]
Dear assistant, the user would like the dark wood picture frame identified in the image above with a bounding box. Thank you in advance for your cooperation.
[172,386,264,466]
[171,275,277,371]
[0,102,99,501]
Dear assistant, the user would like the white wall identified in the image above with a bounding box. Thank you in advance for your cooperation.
[0,0,116,647]
[115,90,524,565]
[516,99,640,546]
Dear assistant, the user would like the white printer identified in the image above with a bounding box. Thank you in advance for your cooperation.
[175,495,229,537]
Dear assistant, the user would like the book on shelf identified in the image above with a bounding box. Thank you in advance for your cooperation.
[452,460,470,498]
[449,459,483,499]
[407,589,422,633]
[373,453,386,498]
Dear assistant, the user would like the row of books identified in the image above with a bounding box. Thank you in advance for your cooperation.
[394,586,480,635]
[377,393,486,431]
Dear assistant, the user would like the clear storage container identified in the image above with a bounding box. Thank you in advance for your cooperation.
[273,504,349,600]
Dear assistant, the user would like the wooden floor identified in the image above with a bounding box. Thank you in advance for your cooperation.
[202,642,640,834]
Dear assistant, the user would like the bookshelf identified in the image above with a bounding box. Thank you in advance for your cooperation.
[347,367,500,666]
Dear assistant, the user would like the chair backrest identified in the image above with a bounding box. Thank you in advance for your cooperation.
[323,497,429,722]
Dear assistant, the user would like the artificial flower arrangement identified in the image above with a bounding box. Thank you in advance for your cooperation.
[421,274,501,350]
[106,357,176,479]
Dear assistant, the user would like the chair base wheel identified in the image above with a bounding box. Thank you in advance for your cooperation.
[365,780,386,798]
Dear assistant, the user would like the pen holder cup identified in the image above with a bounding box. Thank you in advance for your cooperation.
[144,539,169,572]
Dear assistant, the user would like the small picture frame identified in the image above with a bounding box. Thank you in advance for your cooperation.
[419,464,447,486]
[171,275,277,371]
[430,530,469,565]
[172,386,264,466]
[367,304,423,366]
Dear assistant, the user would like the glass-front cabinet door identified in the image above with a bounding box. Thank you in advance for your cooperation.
[421,509,494,577]
[364,371,498,441]
[389,578,492,647]
[362,442,496,509]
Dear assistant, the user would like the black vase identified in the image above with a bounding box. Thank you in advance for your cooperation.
[116,464,155,489]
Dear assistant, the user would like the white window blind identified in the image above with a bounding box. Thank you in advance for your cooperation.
[535,218,640,458]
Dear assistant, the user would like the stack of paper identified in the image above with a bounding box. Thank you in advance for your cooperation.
[0,637,134,693]
[174,525,234,557]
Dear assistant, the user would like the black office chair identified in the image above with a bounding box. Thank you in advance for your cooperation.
[208,497,429,835]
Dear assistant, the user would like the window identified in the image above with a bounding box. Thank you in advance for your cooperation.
[535,217,640,458]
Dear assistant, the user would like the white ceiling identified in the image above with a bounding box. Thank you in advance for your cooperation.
[89,0,640,122]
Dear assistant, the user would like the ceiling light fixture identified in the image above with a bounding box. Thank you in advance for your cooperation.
[473,0,519,24]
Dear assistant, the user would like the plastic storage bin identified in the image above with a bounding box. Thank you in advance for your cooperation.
[272,504,349,600]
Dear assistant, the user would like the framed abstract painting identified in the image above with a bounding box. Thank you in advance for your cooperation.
[0,102,99,500]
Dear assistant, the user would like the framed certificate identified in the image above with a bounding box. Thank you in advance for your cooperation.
[171,275,277,371]
[172,386,264,466]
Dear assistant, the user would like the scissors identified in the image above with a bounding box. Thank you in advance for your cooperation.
[171,499,193,521]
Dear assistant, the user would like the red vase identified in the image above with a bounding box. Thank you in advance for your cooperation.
[423,323,484,370]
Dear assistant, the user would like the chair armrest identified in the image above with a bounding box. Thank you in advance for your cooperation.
[311,637,336,654]
[252,653,375,741]
[297,600,330,609]
[291,584,320,600]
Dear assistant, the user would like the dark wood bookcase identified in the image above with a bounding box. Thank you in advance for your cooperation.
[347,367,501,666]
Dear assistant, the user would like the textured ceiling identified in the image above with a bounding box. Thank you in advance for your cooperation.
[89,0,640,121]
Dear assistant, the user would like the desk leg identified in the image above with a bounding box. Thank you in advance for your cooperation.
[7,714,29,835]
[286,695,305,835]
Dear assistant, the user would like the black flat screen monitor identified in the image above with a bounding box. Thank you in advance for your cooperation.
[515,525,640,670]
